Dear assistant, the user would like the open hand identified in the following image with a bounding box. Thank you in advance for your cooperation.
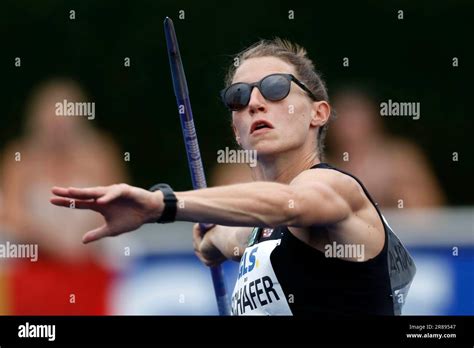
[50,184,163,243]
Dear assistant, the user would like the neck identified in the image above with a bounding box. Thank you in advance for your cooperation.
[251,146,320,184]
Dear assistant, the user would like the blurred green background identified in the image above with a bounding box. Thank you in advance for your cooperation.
[1,0,472,204]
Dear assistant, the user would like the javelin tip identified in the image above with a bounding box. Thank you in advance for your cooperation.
[164,17,173,26]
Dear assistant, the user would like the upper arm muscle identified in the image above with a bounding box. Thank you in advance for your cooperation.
[287,168,366,227]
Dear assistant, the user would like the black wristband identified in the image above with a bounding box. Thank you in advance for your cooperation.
[149,183,177,223]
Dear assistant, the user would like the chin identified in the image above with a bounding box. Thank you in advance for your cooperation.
[249,141,283,158]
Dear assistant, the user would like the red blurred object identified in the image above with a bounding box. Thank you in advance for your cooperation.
[8,257,113,315]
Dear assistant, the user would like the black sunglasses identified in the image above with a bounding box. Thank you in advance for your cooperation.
[220,73,317,111]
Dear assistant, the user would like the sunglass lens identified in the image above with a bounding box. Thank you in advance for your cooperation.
[261,74,290,101]
[225,83,250,110]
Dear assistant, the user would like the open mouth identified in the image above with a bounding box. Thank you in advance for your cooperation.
[250,120,274,134]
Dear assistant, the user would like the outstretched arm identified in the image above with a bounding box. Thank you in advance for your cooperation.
[50,169,357,244]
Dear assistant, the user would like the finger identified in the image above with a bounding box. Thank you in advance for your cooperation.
[52,186,107,200]
[50,197,74,208]
[192,223,203,244]
[192,224,204,253]
[51,187,72,197]
[194,251,212,266]
[199,223,216,234]
[50,197,100,211]
[69,186,108,199]
[194,250,203,261]
[82,224,111,244]
[96,186,123,204]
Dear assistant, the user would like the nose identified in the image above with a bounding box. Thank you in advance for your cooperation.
[248,87,267,115]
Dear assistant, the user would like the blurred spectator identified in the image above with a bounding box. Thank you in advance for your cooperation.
[327,88,444,208]
[210,162,253,186]
[0,78,128,314]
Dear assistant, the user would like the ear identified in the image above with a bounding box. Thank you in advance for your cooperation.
[310,101,331,128]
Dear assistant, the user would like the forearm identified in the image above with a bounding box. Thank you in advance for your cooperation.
[174,182,297,228]
[208,225,253,261]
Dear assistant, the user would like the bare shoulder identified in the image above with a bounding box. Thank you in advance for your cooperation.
[290,166,368,213]
[290,166,386,259]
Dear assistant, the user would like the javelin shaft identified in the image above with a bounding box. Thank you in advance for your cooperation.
[163,17,231,316]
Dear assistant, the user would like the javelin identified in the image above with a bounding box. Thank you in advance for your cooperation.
[163,17,231,316]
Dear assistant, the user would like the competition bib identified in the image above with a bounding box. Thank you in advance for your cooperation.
[231,229,292,316]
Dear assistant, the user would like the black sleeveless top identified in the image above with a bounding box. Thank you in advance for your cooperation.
[230,163,416,316]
